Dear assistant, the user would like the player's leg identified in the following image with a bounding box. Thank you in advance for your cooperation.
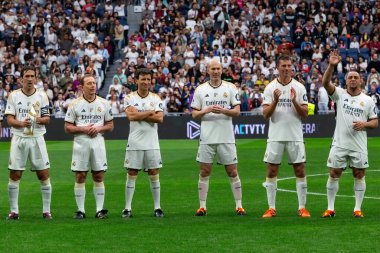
[218,144,245,215]
[90,137,109,219]
[146,149,164,217]
[7,136,27,219]
[92,171,108,218]
[123,150,143,217]
[349,151,369,217]
[288,141,309,217]
[195,144,215,216]
[323,146,347,217]
[31,136,52,219]
[74,171,87,218]
[71,137,90,219]
[262,142,283,217]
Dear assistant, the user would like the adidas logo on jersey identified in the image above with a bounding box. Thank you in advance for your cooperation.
[103,163,107,167]
[134,103,139,106]
[18,102,22,105]
[82,109,86,112]
[344,99,348,102]
[205,94,209,97]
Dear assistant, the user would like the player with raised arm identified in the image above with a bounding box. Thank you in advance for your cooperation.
[261,54,310,218]
[191,59,246,216]
[64,74,114,219]
[321,50,378,218]
[5,66,52,220]
[122,68,165,218]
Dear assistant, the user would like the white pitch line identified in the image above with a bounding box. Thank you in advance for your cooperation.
[275,170,380,200]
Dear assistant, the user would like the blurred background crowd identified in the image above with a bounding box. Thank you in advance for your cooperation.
[0,0,380,118]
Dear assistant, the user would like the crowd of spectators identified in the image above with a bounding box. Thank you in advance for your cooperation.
[1,0,380,118]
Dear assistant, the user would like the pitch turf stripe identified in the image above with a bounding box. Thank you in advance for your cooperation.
[276,170,380,200]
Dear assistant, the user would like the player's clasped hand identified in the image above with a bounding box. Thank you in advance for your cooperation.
[290,87,297,101]
[273,89,282,102]
[353,121,366,131]
[23,118,32,128]
[211,105,224,114]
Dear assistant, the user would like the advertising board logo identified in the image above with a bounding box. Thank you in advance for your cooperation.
[187,121,200,139]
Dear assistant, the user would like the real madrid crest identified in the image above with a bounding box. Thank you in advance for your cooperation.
[223,92,228,98]
[97,107,102,112]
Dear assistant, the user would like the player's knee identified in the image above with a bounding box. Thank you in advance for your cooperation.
[147,169,159,176]
[9,170,22,181]
[92,171,105,182]
[329,168,343,178]
[128,169,139,176]
[353,168,365,179]
[75,172,87,183]
[36,169,50,181]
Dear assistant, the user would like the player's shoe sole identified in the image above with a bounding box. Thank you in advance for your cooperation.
[262,208,276,218]
[154,209,164,217]
[236,207,247,216]
[353,210,364,218]
[322,210,335,218]
[7,212,19,220]
[195,208,207,216]
[74,211,86,219]
[43,212,53,220]
[95,209,108,219]
[122,209,132,218]
[298,208,311,218]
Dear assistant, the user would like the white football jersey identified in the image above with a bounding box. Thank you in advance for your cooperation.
[330,87,378,154]
[191,81,240,144]
[263,78,308,141]
[65,96,113,138]
[5,89,50,137]
[124,92,163,150]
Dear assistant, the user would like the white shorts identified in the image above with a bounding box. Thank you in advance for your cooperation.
[196,143,238,165]
[264,141,306,164]
[124,150,162,170]
[71,136,108,172]
[327,145,369,169]
[9,135,50,171]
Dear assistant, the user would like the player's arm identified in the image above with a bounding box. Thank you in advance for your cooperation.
[87,120,114,138]
[212,104,240,117]
[125,106,154,121]
[64,121,92,135]
[6,115,31,128]
[191,106,213,119]
[291,87,308,119]
[145,111,164,123]
[322,50,340,95]
[353,118,378,131]
[36,116,50,125]
[262,89,281,120]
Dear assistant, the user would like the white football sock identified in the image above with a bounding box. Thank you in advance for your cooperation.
[94,181,105,212]
[149,174,161,210]
[296,177,307,209]
[8,179,20,213]
[125,175,137,210]
[74,182,86,213]
[354,177,366,211]
[198,175,209,209]
[264,177,277,209]
[326,176,339,211]
[229,175,242,209]
[40,179,52,213]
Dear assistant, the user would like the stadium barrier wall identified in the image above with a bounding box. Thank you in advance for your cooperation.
[1,115,380,142]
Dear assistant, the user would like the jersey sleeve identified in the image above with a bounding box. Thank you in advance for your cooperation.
[104,101,114,122]
[368,99,378,120]
[191,88,201,110]
[329,87,341,102]
[155,95,164,112]
[40,92,50,117]
[4,93,15,116]
[124,95,132,109]
[299,85,308,105]
[64,103,76,123]
[262,86,273,105]
[230,85,241,106]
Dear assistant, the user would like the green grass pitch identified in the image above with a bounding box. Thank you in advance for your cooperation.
[0,138,379,253]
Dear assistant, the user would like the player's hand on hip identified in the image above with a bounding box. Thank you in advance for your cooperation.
[352,121,366,131]
[329,50,341,66]
[273,89,281,102]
